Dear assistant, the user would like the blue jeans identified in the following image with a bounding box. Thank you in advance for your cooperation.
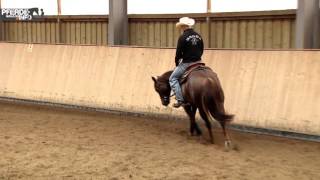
[169,62,192,102]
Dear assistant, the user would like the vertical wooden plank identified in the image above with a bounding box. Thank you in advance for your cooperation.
[60,21,66,44]
[16,22,21,42]
[23,22,28,42]
[102,22,107,45]
[2,22,5,41]
[224,20,232,48]
[96,22,102,45]
[131,22,137,45]
[80,22,86,44]
[0,22,2,41]
[50,22,56,44]
[290,19,296,48]
[17,22,23,42]
[4,22,8,41]
[136,22,142,46]
[7,22,13,41]
[272,20,282,49]
[230,21,239,48]
[3,22,9,41]
[160,22,167,47]
[210,21,217,48]
[201,21,209,48]
[0,22,4,41]
[174,22,180,47]
[129,22,136,45]
[17,22,21,42]
[7,22,10,41]
[32,22,37,43]
[70,22,76,44]
[154,22,161,47]
[45,22,51,43]
[13,22,18,42]
[85,22,91,44]
[56,22,60,44]
[8,22,12,41]
[255,20,264,49]
[0,22,3,41]
[6,22,11,41]
[4,22,9,41]
[11,22,16,41]
[75,22,81,44]
[27,22,32,43]
[91,22,97,44]
[142,22,148,46]
[41,22,46,43]
[65,22,71,44]
[281,19,291,49]
[36,22,41,43]
[148,22,155,47]
[8,22,14,41]
[194,22,201,34]
[247,20,256,48]
[216,21,224,48]
[3,22,6,41]
[264,20,273,48]
[167,22,174,47]
[238,20,247,48]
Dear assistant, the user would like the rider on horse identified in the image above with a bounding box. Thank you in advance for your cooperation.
[170,17,204,108]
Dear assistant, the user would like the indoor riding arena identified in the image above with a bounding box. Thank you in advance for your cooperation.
[0,1,320,180]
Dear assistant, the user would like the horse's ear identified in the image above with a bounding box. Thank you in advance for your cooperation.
[151,76,157,83]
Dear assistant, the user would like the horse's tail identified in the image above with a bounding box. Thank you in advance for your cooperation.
[201,78,234,123]
[210,106,234,122]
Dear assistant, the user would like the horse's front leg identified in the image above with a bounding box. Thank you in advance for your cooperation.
[184,105,201,136]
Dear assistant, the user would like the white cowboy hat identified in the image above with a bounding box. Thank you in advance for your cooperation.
[176,17,195,28]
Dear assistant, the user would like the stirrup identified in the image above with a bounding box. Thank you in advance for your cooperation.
[173,101,186,108]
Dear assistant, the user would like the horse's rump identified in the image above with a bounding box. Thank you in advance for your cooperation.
[183,67,234,123]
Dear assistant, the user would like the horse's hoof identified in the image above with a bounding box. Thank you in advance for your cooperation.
[210,139,215,144]
[224,141,232,152]
[189,132,201,137]
[224,141,239,152]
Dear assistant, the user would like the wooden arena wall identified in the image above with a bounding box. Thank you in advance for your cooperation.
[0,10,296,49]
[0,43,319,136]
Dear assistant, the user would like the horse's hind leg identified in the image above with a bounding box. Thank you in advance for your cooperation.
[213,102,237,150]
[219,121,238,151]
[198,109,214,144]
[184,105,201,136]
[219,121,231,146]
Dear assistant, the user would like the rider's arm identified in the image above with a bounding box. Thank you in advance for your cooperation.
[175,36,184,66]
[199,37,204,57]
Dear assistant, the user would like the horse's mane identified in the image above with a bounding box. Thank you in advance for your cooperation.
[158,71,173,83]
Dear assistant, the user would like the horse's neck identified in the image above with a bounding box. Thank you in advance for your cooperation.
[162,71,173,81]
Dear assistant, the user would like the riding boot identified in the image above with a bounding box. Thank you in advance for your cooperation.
[173,101,185,108]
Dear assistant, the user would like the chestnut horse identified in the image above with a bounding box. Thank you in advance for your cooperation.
[152,67,235,148]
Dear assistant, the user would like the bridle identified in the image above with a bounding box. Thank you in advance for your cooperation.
[162,95,170,102]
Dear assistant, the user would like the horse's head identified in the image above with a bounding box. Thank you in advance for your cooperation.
[151,71,172,106]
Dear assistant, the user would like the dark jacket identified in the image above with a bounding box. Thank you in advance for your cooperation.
[175,28,204,66]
